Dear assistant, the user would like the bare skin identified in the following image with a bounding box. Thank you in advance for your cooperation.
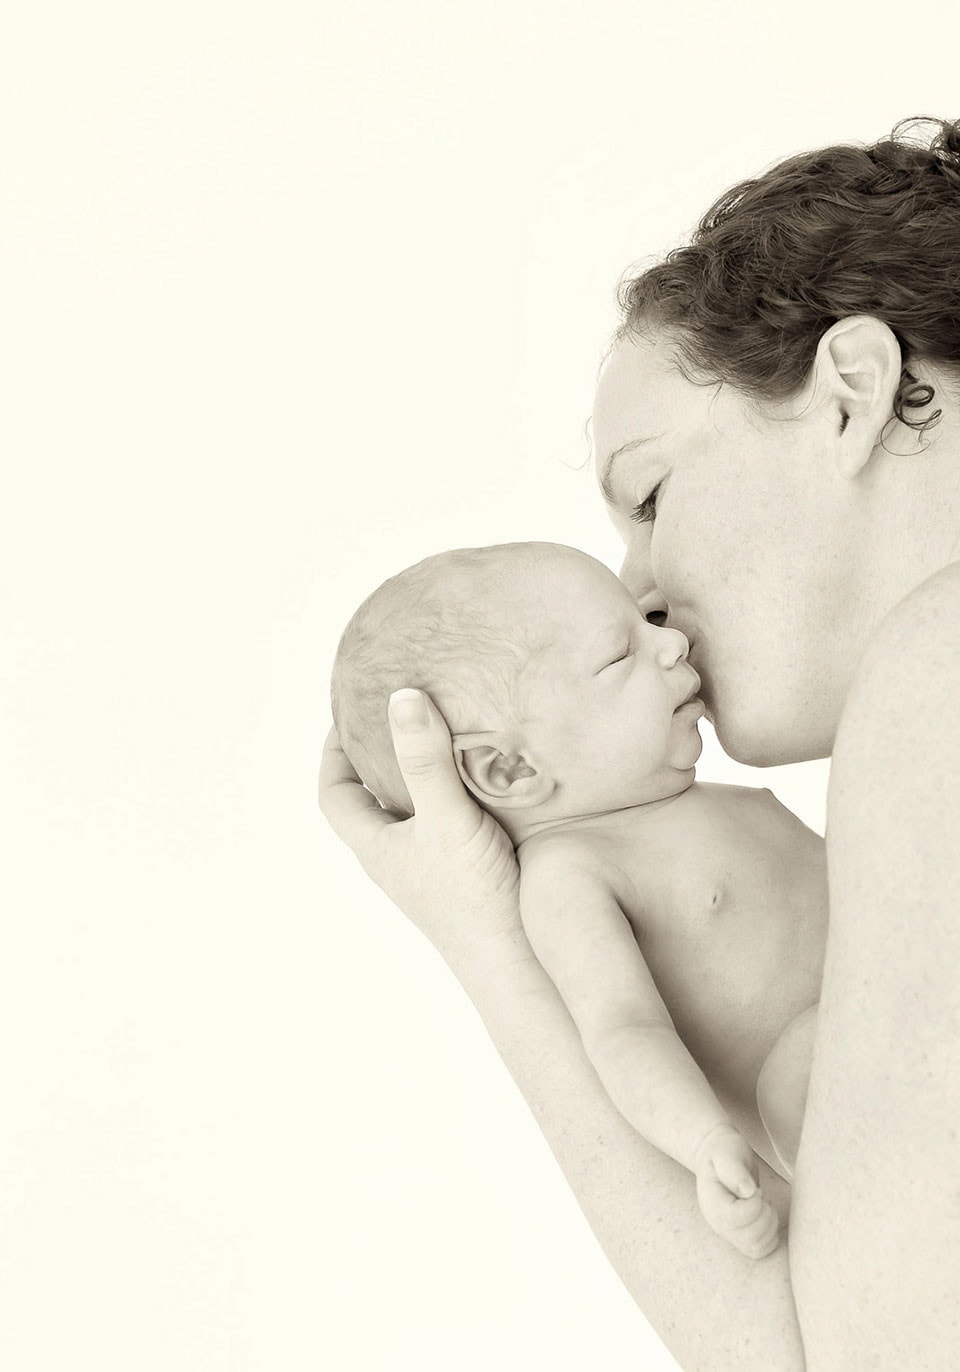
[320,316,960,1369]
[518,780,827,1258]
[756,1004,818,1179]
[320,716,804,1369]
[519,782,827,1166]
[790,562,960,1364]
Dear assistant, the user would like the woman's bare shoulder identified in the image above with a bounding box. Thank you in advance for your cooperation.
[828,559,960,920]
[859,556,959,656]
[837,560,960,735]
[858,558,960,660]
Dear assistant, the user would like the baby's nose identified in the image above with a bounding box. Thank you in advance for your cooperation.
[652,625,690,668]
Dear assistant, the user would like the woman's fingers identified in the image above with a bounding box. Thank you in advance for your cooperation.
[319,689,482,849]
[321,699,520,955]
[387,689,482,832]
[318,725,394,852]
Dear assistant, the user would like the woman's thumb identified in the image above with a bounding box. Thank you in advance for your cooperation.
[388,689,477,826]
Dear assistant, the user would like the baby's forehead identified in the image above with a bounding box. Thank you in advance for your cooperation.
[434,544,621,667]
[523,552,621,619]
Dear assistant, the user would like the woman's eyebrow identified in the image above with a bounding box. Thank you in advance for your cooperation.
[598,435,661,502]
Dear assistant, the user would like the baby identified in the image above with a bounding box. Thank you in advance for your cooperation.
[331,542,826,1258]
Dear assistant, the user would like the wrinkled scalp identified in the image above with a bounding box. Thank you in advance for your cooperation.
[330,543,560,815]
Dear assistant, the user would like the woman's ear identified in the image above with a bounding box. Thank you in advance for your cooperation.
[811,316,903,479]
[453,733,556,810]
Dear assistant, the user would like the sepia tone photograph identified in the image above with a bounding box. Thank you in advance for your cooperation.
[5,1,960,1367]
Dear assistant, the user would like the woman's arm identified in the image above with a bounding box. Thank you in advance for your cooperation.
[320,692,805,1371]
[470,948,802,1369]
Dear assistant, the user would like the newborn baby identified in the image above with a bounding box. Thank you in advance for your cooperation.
[331,542,826,1258]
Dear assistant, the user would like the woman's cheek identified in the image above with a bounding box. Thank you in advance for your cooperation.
[652,518,691,605]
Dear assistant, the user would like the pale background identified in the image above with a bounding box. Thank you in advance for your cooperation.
[3,2,958,1368]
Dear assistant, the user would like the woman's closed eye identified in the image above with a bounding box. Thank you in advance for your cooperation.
[630,483,661,525]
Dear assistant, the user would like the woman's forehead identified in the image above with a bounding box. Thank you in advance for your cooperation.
[592,339,683,498]
[593,336,683,466]
[592,333,758,491]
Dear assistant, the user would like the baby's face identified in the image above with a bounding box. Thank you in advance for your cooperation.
[517,549,704,812]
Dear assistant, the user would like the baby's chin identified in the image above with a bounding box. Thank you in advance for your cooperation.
[546,768,698,825]
[639,767,697,806]
[675,764,698,792]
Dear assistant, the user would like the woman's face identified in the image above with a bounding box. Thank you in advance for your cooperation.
[592,329,867,765]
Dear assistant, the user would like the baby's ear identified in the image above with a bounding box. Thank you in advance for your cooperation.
[453,733,556,810]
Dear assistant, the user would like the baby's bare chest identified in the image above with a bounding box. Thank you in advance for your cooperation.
[596,788,828,1082]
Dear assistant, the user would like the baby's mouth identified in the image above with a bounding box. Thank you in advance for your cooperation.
[675,670,702,710]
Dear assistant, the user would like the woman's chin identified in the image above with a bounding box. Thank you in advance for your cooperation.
[713,705,824,768]
[710,700,789,767]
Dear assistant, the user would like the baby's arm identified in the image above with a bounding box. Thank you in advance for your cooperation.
[519,844,779,1259]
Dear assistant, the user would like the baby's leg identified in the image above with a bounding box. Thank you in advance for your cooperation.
[756,1004,818,1181]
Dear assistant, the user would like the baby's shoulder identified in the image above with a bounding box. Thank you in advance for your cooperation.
[519,825,637,911]
[689,780,806,832]
[520,809,684,914]
[518,826,608,882]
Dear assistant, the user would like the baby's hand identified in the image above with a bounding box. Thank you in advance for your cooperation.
[694,1126,780,1260]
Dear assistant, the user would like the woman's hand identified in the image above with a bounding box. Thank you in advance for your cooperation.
[319,689,524,979]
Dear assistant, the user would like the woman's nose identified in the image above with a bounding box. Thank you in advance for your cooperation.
[619,547,669,625]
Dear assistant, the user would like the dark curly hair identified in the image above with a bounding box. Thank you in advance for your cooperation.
[617,116,960,436]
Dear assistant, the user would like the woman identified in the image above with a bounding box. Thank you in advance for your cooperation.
[320,118,960,1369]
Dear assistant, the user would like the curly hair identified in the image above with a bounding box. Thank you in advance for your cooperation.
[617,116,960,437]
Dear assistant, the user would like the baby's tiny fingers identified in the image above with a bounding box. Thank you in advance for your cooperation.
[736,1204,780,1259]
[714,1157,758,1200]
[727,1190,766,1228]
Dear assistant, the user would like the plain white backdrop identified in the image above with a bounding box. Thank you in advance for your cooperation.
[3,3,958,1368]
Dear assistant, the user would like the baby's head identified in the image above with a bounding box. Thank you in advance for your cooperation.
[331,542,703,838]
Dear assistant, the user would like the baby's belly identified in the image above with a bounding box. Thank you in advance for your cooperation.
[628,860,827,1142]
